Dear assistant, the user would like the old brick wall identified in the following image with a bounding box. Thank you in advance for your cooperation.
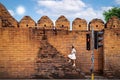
[48,31,91,72]
[0,18,2,28]
[89,19,104,31]
[37,16,54,29]
[55,15,70,30]
[0,3,18,28]
[72,18,87,31]
[19,16,36,28]
[106,16,120,29]
[104,29,120,78]
[0,28,103,78]
[0,28,40,78]
[46,30,103,73]
[0,2,120,79]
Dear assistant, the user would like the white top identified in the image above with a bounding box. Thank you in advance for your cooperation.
[71,48,76,54]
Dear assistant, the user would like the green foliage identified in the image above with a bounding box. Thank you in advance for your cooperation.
[103,7,120,22]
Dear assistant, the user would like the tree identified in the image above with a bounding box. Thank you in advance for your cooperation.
[103,7,120,22]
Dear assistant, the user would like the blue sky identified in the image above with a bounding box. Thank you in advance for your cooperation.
[0,0,120,24]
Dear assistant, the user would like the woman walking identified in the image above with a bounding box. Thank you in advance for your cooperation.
[68,46,76,67]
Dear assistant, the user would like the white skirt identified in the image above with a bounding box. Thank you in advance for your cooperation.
[68,53,76,60]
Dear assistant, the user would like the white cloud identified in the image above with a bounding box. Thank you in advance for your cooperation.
[36,0,86,14]
[101,7,113,11]
[35,0,111,23]
[16,6,26,15]
[36,0,90,20]
[37,0,86,12]
[8,10,15,16]
[115,0,120,4]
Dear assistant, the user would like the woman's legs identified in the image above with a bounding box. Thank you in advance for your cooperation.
[68,56,76,67]
[73,59,76,67]
[68,59,71,63]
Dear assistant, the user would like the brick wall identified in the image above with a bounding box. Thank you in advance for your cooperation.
[46,30,103,73]
[72,18,87,31]
[0,3,120,78]
[55,15,70,30]
[47,30,91,72]
[0,18,2,28]
[2,27,120,78]
[0,3,18,28]
[0,28,40,78]
[104,29,120,78]
[0,28,103,78]
[37,16,54,29]
[19,16,36,28]
[106,16,120,29]
[89,19,104,31]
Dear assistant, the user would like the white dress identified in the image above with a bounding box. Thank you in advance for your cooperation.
[68,48,76,60]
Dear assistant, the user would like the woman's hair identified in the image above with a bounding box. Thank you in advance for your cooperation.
[72,45,74,48]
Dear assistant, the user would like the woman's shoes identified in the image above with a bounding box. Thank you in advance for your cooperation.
[68,59,71,63]
[73,64,76,67]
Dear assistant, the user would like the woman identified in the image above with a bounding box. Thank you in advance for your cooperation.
[68,46,76,67]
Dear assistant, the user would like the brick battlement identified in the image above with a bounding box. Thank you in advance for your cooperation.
[0,3,120,31]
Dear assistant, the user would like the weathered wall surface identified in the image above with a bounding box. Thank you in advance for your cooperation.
[72,18,87,31]
[47,30,103,73]
[104,29,120,78]
[37,16,54,29]
[47,30,92,72]
[19,16,36,28]
[0,28,40,78]
[89,19,104,31]
[0,28,103,78]
[0,3,18,28]
[106,16,120,29]
[55,15,70,30]
[0,18,2,28]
